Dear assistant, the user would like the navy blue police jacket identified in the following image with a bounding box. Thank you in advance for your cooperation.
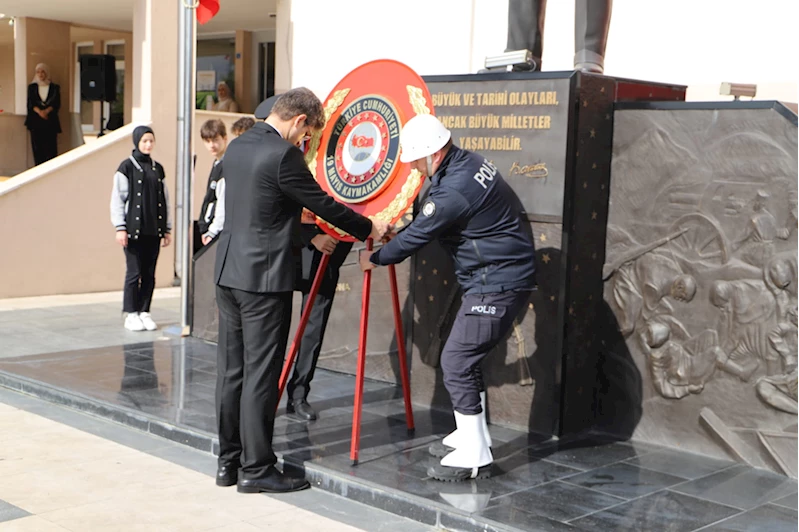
[370,145,537,294]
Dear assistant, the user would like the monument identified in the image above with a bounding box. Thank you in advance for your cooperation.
[190,6,798,478]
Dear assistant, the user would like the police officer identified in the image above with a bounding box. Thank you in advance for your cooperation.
[359,115,537,481]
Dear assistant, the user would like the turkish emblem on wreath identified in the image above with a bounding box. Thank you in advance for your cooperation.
[303,60,435,242]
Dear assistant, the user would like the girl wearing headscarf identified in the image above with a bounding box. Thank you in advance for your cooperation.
[110,126,173,332]
[24,63,62,165]
[213,81,239,113]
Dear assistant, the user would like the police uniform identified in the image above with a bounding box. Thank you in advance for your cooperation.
[370,145,536,417]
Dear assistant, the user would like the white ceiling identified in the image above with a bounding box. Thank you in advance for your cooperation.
[0,0,277,33]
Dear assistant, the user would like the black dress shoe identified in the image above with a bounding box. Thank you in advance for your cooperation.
[216,465,238,487]
[286,400,317,421]
[237,466,310,493]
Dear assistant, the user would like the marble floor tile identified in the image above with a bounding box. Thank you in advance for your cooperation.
[701,503,799,532]
[491,454,583,491]
[473,506,581,532]
[569,490,739,531]
[529,439,660,471]
[561,461,686,499]
[672,464,798,510]
[623,448,736,481]
[482,480,625,523]
[771,493,798,511]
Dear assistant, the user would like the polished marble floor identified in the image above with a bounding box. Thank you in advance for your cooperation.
[0,337,795,532]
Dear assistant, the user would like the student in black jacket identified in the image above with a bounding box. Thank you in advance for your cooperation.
[110,126,172,332]
[24,63,61,165]
[198,119,228,248]
[214,88,391,494]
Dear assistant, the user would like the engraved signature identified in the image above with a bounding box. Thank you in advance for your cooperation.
[509,161,548,179]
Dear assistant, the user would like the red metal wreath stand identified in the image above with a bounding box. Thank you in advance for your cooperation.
[276,238,415,465]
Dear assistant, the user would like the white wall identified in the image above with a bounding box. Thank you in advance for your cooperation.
[289,0,479,99]
[289,0,797,103]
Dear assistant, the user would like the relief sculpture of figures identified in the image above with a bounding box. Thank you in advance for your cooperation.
[603,106,797,476]
[709,279,775,376]
[731,191,789,268]
[506,0,613,73]
[605,227,697,338]
[757,307,798,414]
[764,251,797,324]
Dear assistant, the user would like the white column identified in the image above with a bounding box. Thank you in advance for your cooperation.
[13,17,27,115]
[274,0,293,94]
[132,0,152,123]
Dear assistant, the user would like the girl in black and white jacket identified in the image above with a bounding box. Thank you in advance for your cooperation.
[110,126,172,331]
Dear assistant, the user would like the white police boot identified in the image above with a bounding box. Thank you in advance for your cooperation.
[428,411,493,482]
[429,391,492,457]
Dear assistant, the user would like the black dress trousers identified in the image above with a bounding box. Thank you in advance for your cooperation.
[287,241,353,403]
[215,285,293,480]
[123,236,161,313]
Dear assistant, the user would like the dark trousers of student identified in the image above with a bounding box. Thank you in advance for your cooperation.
[30,129,58,166]
[123,236,161,313]
[215,285,292,479]
[287,241,353,403]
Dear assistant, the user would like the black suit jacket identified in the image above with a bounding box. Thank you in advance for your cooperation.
[25,83,62,133]
[215,122,372,293]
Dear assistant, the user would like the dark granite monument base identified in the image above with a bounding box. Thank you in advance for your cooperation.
[0,338,796,531]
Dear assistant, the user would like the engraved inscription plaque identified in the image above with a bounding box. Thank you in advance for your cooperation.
[425,75,572,220]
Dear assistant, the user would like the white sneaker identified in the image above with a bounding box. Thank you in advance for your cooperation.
[138,312,158,331]
[124,313,145,331]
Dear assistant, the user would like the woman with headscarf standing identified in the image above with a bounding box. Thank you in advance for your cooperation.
[25,63,62,165]
[110,126,173,332]
[213,81,239,113]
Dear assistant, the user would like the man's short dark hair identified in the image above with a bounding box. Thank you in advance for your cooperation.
[271,87,325,129]
[200,119,227,140]
[231,116,255,136]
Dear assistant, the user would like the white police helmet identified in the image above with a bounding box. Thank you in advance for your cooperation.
[399,114,452,164]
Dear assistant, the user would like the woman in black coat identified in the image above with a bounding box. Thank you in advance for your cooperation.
[24,63,62,165]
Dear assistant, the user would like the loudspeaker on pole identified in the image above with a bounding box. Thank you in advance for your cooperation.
[79,54,117,102]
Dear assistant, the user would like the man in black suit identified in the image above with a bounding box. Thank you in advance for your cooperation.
[214,87,390,494]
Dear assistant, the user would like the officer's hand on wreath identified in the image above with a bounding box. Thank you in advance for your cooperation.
[359,250,377,272]
[369,219,392,241]
[311,234,338,255]
[162,233,172,247]
[116,230,128,248]
[381,229,398,244]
